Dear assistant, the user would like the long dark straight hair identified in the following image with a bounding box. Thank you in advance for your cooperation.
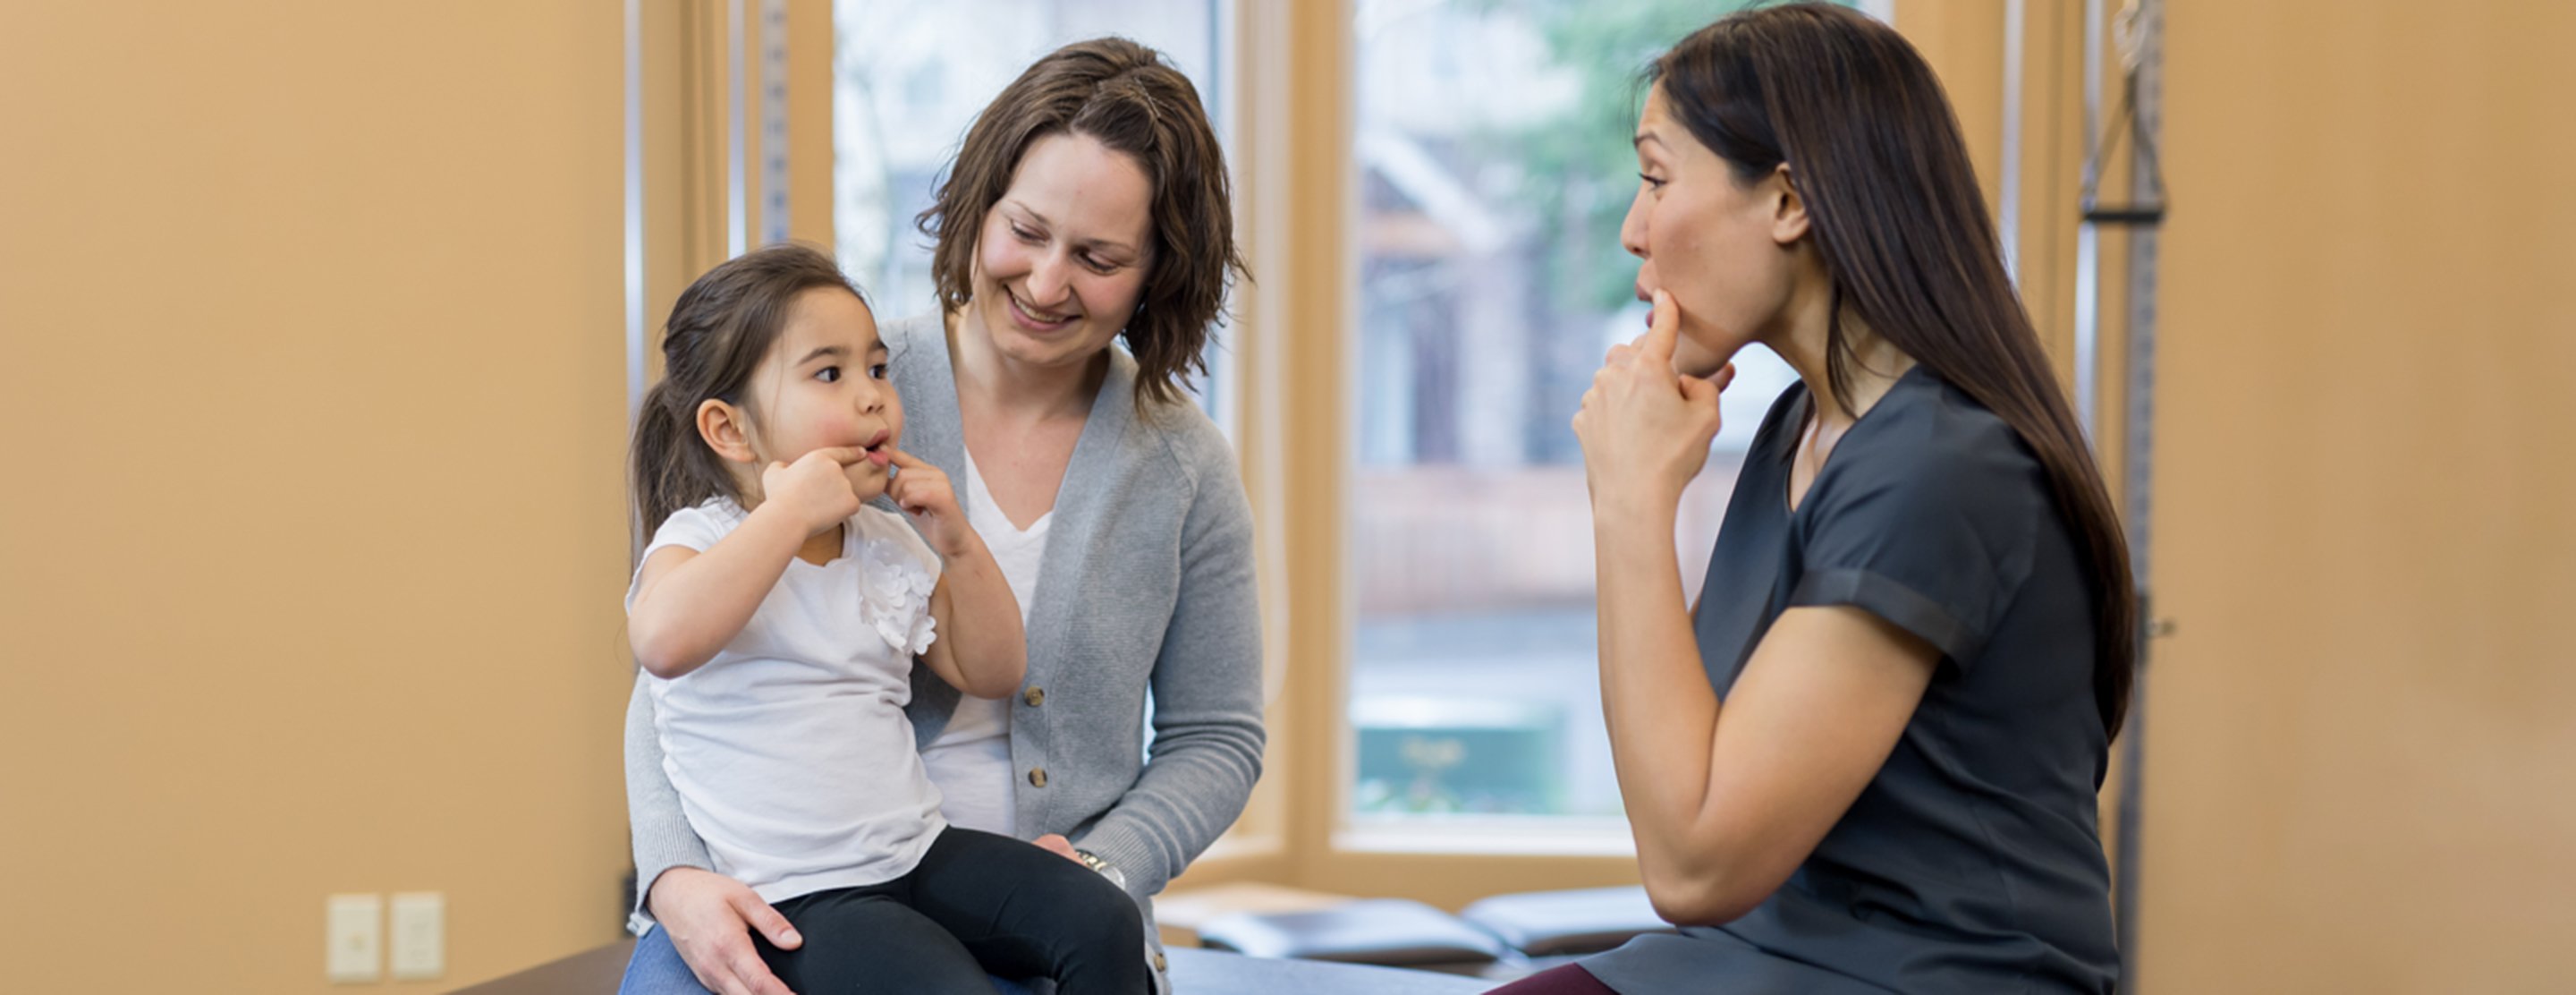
[630,243,868,541]
[1654,3,2139,737]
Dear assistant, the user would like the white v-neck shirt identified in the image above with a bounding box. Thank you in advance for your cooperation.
[918,447,1051,838]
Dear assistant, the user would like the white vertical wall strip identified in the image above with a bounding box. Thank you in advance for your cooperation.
[728,0,748,257]
[1242,0,1292,710]
[2000,0,2024,281]
[625,0,648,558]
[1206,0,1243,442]
[2072,0,2105,438]
[760,0,790,246]
[625,0,648,420]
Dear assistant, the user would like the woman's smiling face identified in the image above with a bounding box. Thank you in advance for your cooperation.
[967,131,1156,373]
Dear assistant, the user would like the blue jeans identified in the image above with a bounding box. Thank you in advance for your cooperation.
[619,923,1040,995]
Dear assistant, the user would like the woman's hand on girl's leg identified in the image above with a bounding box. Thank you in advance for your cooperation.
[646,867,802,995]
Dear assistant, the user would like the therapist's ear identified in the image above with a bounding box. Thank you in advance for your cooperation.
[697,399,758,465]
[1767,165,1810,246]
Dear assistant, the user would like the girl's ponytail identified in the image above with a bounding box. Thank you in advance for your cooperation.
[630,379,708,547]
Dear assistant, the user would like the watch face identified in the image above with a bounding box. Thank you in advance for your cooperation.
[1077,850,1128,889]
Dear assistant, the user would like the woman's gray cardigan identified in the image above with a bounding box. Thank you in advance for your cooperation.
[623,314,1267,981]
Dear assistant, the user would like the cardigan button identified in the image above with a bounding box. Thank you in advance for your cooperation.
[1028,767,1049,787]
[1023,685,1045,707]
[1153,952,1168,972]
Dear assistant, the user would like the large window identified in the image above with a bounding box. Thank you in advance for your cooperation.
[831,0,1233,417]
[1345,0,1847,830]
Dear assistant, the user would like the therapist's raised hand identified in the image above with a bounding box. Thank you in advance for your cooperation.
[1573,289,1734,515]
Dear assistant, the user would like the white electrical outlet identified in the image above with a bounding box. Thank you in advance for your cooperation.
[389,891,445,981]
[326,894,382,983]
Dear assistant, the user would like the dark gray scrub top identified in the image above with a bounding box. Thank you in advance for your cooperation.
[1580,368,2118,994]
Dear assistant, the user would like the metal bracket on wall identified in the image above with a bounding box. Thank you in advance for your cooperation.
[724,0,794,253]
[2071,0,2168,986]
[2080,1,2168,228]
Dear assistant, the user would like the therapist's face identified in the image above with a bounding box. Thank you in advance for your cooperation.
[1619,86,1808,378]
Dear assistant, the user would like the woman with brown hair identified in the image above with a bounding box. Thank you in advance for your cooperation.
[1501,4,2133,993]
[620,37,1260,995]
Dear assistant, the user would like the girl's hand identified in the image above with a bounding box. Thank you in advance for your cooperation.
[883,448,971,556]
[646,867,801,995]
[759,447,867,536]
[1573,289,1737,515]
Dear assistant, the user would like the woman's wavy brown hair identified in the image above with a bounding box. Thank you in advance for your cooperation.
[916,37,1245,408]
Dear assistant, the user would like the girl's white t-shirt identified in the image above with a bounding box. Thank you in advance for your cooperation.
[628,498,946,904]
[918,448,1051,838]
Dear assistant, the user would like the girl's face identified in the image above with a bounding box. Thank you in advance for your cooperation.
[966,132,1156,372]
[739,287,904,501]
[1619,86,1809,378]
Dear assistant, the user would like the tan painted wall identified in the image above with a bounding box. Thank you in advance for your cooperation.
[2137,3,2576,990]
[0,3,633,991]
[1896,0,2006,217]
[1906,3,2576,988]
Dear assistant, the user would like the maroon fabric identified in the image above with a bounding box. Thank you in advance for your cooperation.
[1485,964,1618,994]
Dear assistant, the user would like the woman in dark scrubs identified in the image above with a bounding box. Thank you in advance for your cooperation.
[1493,5,2138,994]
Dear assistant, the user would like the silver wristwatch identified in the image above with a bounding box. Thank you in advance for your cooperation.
[1073,848,1128,891]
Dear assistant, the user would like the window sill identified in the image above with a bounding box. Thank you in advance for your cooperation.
[1335,818,1638,857]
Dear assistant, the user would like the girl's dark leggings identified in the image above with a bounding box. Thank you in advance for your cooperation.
[753,826,1148,995]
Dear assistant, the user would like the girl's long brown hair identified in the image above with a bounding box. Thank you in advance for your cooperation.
[1656,4,2139,736]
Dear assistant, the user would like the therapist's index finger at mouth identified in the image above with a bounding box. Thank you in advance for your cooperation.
[1642,289,1684,360]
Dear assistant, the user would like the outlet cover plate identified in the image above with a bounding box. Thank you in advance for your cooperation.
[390,891,445,981]
[326,894,382,983]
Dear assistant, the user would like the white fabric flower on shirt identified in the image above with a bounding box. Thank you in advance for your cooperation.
[858,536,938,657]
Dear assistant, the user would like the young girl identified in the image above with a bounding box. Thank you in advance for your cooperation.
[624,243,1148,995]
